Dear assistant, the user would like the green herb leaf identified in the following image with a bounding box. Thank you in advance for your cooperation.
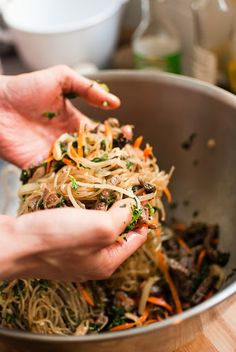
[38,279,49,291]
[91,154,109,163]
[69,175,78,190]
[42,111,56,120]
[13,280,25,297]
[125,205,143,233]
[99,83,110,93]
[100,192,116,206]
[63,91,78,99]
[60,142,67,154]
[55,196,66,208]
[120,204,127,208]
[20,169,30,184]
[126,161,133,169]
[53,160,65,172]
[100,139,106,151]
[145,203,156,214]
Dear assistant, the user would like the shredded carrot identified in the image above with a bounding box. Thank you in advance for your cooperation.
[177,237,192,254]
[133,136,143,149]
[141,219,158,228]
[173,223,187,232]
[44,143,55,174]
[47,142,54,158]
[143,319,158,326]
[62,158,74,166]
[156,250,182,314]
[110,309,149,332]
[147,296,173,313]
[154,227,161,238]
[163,187,172,203]
[196,249,206,271]
[44,156,54,174]
[204,290,214,300]
[104,121,113,150]
[77,122,84,157]
[70,145,78,158]
[138,308,149,323]
[111,322,136,332]
[143,145,153,158]
[80,286,94,306]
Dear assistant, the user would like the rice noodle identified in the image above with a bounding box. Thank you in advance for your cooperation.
[0,118,173,335]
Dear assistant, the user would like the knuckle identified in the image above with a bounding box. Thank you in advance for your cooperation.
[99,217,116,244]
[53,64,71,77]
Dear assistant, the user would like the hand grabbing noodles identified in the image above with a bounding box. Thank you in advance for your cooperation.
[0,65,120,168]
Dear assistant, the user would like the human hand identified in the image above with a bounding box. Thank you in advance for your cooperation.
[0,65,120,169]
[0,199,147,281]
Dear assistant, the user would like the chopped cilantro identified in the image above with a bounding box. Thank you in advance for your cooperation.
[72,141,78,148]
[100,192,116,206]
[5,313,16,324]
[20,169,30,184]
[107,305,126,329]
[55,196,65,208]
[99,82,110,93]
[100,139,106,151]
[62,91,78,99]
[13,280,25,297]
[38,279,49,291]
[69,175,78,190]
[145,203,156,214]
[53,160,65,172]
[132,185,142,193]
[42,111,56,120]
[126,161,133,169]
[60,142,67,154]
[125,205,143,232]
[91,155,109,163]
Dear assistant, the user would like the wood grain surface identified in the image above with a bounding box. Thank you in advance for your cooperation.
[176,295,236,352]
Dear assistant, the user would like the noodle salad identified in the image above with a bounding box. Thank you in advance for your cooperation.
[0,118,228,335]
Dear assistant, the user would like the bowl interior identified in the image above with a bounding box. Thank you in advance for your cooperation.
[76,71,236,283]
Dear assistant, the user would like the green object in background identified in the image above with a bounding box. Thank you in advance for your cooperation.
[132,0,182,75]
[133,51,181,74]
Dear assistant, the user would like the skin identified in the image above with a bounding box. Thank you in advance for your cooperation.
[0,65,147,281]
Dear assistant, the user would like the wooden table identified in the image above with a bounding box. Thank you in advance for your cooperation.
[176,296,236,352]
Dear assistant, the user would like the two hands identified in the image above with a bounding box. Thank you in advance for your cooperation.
[0,66,147,281]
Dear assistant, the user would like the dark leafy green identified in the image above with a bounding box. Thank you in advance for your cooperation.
[69,175,78,190]
[91,155,109,163]
[125,205,143,233]
[42,112,56,120]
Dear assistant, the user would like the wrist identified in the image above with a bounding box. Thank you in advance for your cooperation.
[0,215,22,278]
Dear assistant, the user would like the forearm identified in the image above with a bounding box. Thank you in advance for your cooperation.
[0,215,41,279]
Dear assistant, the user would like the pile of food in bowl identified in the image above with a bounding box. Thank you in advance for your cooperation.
[0,117,229,335]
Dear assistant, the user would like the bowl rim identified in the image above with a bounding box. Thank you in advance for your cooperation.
[0,70,235,342]
[2,0,127,35]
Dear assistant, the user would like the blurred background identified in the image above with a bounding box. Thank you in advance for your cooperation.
[0,0,236,92]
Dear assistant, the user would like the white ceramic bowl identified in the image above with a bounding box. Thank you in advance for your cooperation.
[1,0,127,70]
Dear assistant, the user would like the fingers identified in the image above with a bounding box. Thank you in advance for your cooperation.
[56,65,120,109]
[16,198,134,255]
[84,227,148,281]
[64,100,95,130]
